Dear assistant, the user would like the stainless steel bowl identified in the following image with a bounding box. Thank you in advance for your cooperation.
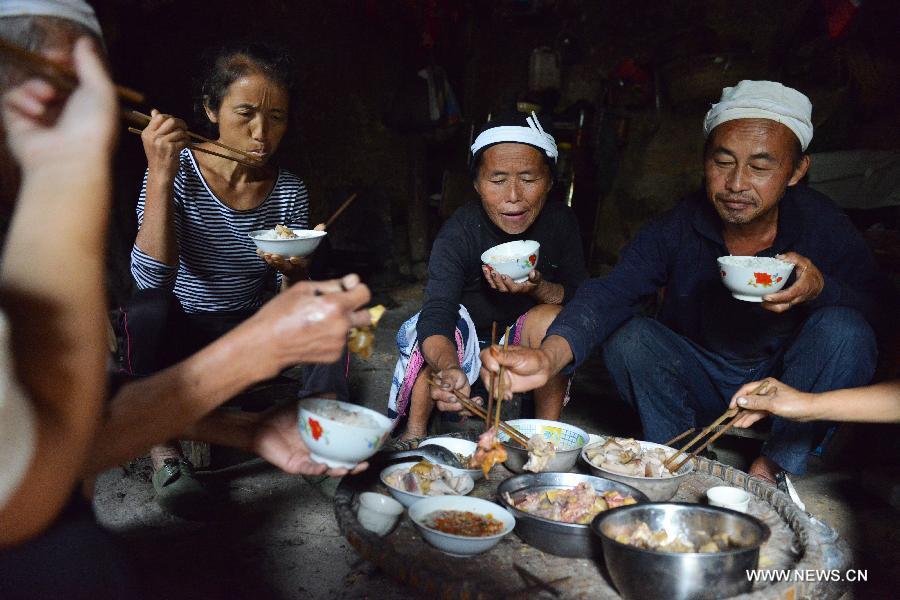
[501,419,588,474]
[591,503,770,600]
[581,437,693,501]
[496,472,649,558]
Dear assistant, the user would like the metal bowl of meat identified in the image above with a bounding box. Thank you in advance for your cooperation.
[591,503,770,600]
[497,472,648,558]
[581,436,693,501]
[499,419,589,474]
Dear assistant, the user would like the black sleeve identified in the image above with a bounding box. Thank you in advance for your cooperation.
[547,215,674,367]
[416,220,469,346]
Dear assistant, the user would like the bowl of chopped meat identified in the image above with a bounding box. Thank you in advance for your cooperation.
[500,419,588,474]
[249,223,327,257]
[497,472,648,558]
[581,436,694,501]
[592,502,770,600]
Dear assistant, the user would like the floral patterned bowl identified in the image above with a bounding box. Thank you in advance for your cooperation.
[297,398,393,469]
[717,256,795,302]
[481,240,540,283]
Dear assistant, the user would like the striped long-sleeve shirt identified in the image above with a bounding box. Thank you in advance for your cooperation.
[130,148,309,314]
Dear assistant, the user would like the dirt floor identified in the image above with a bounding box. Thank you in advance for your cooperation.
[92,283,899,599]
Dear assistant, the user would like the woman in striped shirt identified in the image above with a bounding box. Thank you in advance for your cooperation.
[125,43,345,514]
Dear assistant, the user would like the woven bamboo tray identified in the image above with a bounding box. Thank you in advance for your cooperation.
[334,436,851,599]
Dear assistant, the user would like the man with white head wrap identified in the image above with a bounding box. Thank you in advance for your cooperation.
[388,111,586,439]
[0,0,105,213]
[480,81,886,482]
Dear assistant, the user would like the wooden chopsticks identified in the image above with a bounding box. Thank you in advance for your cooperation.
[0,37,144,105]
[124,110,261,166]
[425,377,529,447]
[324,192,359,229]
[485,322,498,435]
[494,327,511,433]
[663,380,772,473]
[663,428,695,447]
[126,127,260,168]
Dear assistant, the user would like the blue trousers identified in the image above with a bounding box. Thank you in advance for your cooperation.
[602,307,877,474]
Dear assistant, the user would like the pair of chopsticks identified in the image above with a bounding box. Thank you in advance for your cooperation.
[0,37,143,104]
[485,323,511,436]
[424,377,529,447]
[0,38,260,169]
[663,380,773,473]
[124,110,261,168]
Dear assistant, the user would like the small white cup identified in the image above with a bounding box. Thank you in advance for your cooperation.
[357,492,404,536]
[707,486,751,513]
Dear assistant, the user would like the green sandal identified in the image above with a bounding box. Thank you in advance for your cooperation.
[152,457,209,517]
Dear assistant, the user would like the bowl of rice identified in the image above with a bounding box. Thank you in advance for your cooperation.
[249,224,327,258]
[297,398,393,469]
[717,255,794,302]
[480,240,540,283]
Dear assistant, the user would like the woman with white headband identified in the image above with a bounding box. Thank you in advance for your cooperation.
[388,111,586,439]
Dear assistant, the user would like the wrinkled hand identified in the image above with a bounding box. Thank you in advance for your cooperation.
[141,108,189,176]
[252,403,367,477]
[2,38,117,172]
[245,273,371,378]
[431,367,473,413]
[480,345,551,399]
[729,378,816,427]
[482,266,541,295]
[258,223,326,278]
[762,253,824,313]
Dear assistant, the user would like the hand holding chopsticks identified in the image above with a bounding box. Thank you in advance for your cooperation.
[125,110,261,168]
[425,376,529,447]
[663,380,773,473]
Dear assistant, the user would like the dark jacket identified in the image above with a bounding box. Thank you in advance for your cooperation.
[418,200,586,345]
[548,185,884,366]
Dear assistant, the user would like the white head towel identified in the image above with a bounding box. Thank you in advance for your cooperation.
[471,111,558,160]
[0,0,102,39]
[703,80,813,151]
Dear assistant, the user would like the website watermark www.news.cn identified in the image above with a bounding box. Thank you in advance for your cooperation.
[747,569,868,583]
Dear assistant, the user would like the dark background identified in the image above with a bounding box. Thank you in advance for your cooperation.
[91,0,900,307]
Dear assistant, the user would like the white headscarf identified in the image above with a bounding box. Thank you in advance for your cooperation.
[0,0,102,39]
[471,111,558,160]
[703,80,813,151]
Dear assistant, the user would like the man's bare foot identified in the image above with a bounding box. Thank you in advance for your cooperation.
[748,455,780,485]
[399,425,427,442]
